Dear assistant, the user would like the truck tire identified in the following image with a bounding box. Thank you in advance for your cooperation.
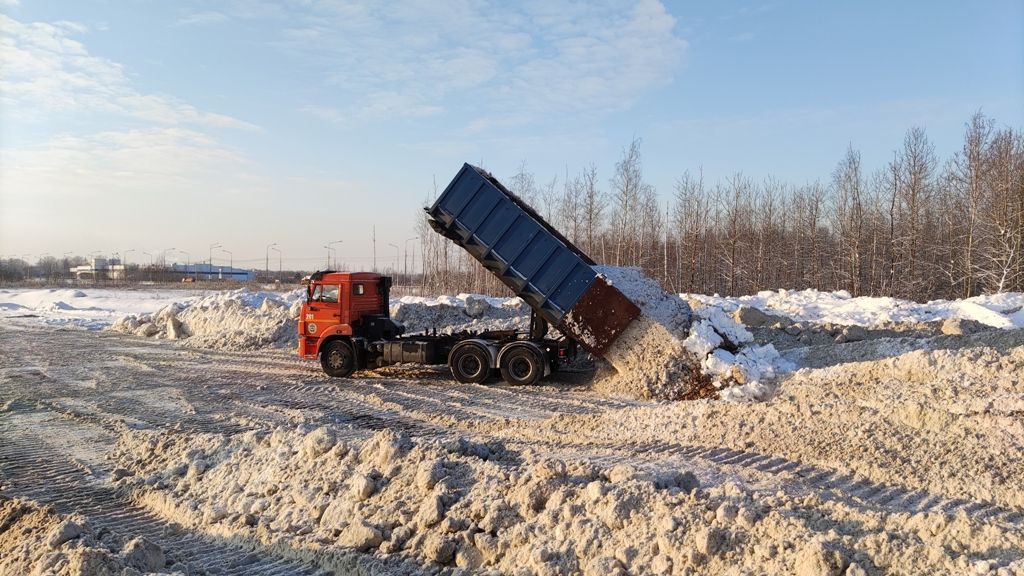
[449,345,490,384]
[500,347,543,386]
[321,340,356,378]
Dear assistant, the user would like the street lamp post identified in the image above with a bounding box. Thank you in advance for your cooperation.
[404,236,418,281]
[208,243,221,280]
[219,248,232,269]
[269,246,281,276]
[388,243,399,276]
[265,243,277,276]
[328,240,343,269]
[62,251,72,278]
[175,249,192,281]
[123,249,135,282]
[323,245,334,269]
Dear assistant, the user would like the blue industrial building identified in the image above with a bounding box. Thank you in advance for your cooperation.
[170,263,255,282]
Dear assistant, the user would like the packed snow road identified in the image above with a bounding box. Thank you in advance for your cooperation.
[0,323,645,574]
[2,283,1024,574]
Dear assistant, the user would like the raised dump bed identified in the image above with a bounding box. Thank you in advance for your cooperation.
[425,163,639,355]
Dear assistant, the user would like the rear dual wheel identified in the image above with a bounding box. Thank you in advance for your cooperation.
[449,345,490,384]
[499,347,543,386]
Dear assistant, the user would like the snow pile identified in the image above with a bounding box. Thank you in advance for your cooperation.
[390,294,529,334]
[103,289,531,351]
[593,267,784,402]
[110,288,305,351]
[111,426,711,575]
[111,422,1023,576]
[0,497,171,575]
[689,289,1024,330]
[117,427,686,573]
[591,266,707,400]
[683,307,788,402]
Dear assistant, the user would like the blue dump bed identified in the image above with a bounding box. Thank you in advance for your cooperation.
[426,163,639,355]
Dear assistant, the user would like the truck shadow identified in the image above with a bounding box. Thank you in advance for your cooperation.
[357,361,602,389]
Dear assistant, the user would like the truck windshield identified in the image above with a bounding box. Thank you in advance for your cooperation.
[313,284,339,303]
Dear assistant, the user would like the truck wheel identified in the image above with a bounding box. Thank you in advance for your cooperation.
[321,340,355,378]
[500,347,543,386]
[449,345,489,384]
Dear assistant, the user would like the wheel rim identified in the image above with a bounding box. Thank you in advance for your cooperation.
[328,349,349,370]
[509,356,533,381]
[458,354,482,378]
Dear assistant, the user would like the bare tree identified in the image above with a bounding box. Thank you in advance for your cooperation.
[945,112,994,297]
[981,126,1024,292]
[831,145,866,295]
[411,115,1021,302]
[609,138,650,267]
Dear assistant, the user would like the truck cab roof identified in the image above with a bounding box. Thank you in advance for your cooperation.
[306,271,382,283]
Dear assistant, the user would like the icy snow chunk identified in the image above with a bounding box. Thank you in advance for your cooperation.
[47,519,82,548]
[464,294,492,318]
[123,537,166,572]
[338,521,383,551]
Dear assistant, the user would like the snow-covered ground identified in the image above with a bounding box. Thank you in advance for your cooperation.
[688,288,1024,330]
[5,285,1021,335]
[0,288,202,330]
[3,283,1022,403]
[2,278,1023,575]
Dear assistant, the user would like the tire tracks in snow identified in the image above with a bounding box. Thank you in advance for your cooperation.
[0,435,324,576]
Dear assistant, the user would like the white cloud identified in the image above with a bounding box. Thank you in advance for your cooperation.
[0,127,257,253]
[281,0,686,127]
[0,14,258,131]
[298,104,346,125]
[175,11,229,26]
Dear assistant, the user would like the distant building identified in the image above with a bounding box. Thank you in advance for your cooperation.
[171,263,255,282]
[71,258,126,280]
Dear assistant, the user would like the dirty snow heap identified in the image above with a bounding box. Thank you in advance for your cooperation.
[592,267,783,401]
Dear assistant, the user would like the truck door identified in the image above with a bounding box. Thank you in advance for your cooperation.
[307,283,342,335]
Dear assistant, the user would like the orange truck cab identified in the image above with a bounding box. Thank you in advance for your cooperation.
[298,271,402,371]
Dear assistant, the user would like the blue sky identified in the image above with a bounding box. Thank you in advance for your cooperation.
[1,0,1021,270]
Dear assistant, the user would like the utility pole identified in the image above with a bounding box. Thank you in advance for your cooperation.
[372,226,377,272]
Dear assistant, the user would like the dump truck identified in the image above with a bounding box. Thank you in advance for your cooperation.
[298,163,642,384]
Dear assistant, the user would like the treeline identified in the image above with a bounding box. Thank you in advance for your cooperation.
[417,112,1023,301]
